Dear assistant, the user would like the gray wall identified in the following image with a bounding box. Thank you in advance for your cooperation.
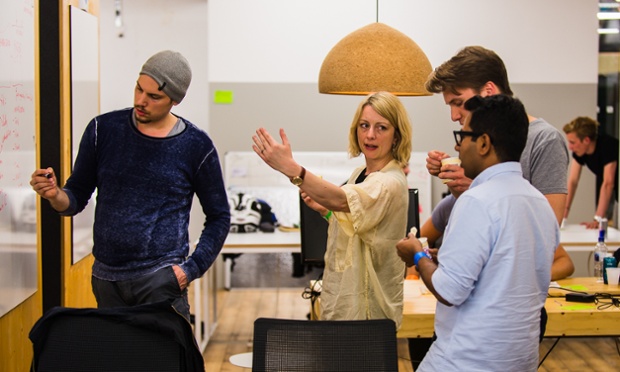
[209,82,597,222]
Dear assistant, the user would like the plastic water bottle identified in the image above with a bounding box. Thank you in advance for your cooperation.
[593,229,608,282]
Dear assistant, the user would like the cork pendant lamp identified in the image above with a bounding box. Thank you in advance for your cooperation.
[318,21,432,96]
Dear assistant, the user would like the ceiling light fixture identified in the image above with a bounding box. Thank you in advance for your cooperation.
[318,2,432,96]
[598,12,620,20]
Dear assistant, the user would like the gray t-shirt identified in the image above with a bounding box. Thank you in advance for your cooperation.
[131,111,186,136]
[519,118,569,195]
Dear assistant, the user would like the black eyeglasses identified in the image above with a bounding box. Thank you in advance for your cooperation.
[453,130,484,146]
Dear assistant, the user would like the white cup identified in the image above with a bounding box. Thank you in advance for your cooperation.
[441,157,462,184]
[606,267,620,285]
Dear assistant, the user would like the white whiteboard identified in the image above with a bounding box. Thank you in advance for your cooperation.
[224,151,431,227]
[0,0,37,317]
[70,6,99,264]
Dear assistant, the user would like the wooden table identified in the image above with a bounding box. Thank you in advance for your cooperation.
[221,229,301,289]
[548,276,620,296]
[544,297,620,337]
[399,277,620,338]
[398,280,438,338]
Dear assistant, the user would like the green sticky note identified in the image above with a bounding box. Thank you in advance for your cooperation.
[566,285,588,291]
[563,304,596,311]
[214,90,233,104]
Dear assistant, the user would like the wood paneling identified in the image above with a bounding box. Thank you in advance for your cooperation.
[63,255,96,307]
[0,2,99,371]
[0,293,40,371]
[60,0,99,309]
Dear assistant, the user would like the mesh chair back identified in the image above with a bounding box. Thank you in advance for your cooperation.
[252,317,398,372]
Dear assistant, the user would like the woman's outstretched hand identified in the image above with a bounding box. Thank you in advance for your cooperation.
[252,127,297,176]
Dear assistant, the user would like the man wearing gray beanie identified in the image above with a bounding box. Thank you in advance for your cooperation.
[139,50,192,104]
[31,50,230,322]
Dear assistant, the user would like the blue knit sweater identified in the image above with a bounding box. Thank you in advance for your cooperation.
[61,108,230,283]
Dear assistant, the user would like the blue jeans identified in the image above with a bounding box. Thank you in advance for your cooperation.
[91,266,190,322]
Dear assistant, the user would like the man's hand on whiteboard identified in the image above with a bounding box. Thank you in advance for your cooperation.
[30,167,58,197]
[30,167,70,212]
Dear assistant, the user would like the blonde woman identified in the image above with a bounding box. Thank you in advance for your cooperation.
[253,91,412,328]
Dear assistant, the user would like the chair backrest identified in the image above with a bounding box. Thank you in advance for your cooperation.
[299,194,329,264]
[29,302,204,372]
[300,188,420,264]
[251,317,398,372]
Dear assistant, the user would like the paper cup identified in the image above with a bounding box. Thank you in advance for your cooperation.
[441,157,461,184]
[606,267,620,285]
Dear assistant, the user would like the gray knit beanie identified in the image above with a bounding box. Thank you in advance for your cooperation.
[139,50,192,103]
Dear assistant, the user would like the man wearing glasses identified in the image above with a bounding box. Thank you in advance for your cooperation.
[396,95,559,371]
[404,46,573,370]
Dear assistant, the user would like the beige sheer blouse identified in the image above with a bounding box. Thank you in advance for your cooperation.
[320,159,408,329]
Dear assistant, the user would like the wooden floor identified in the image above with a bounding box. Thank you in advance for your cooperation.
[202,287,620,371]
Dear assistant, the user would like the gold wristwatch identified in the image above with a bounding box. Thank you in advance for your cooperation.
[290,167,306,186]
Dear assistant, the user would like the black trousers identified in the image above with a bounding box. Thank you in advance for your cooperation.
[91,266,190,322]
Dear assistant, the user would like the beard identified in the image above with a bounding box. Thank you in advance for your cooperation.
[134,107,152,124]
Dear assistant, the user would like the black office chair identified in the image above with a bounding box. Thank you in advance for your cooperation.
[29,301,204,372]
[251,317,398,372]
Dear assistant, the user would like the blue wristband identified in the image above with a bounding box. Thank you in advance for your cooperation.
[413,251,427,266]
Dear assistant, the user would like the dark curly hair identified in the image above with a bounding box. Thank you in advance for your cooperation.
[464,94,528,162]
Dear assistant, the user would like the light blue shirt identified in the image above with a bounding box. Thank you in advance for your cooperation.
[419,162,559,372]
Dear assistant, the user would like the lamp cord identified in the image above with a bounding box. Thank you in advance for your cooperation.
[376,0,379,23]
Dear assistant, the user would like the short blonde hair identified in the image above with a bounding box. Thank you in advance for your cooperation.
[347,91,412,167]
